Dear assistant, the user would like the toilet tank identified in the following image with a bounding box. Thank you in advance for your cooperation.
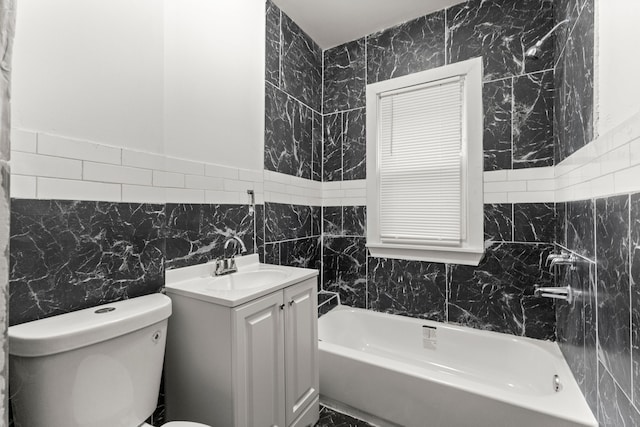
[9,294,172,427]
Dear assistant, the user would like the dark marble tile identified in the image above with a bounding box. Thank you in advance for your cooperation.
[596,195,631,396]
[323,237,367,308]
[323,112,343,182]
[512,70,555,168]
[255,204,265,263]
[312,111,323,182]
[447,0,555,81]
[556,261,589,395]
[323,206,342,236]
[311,205,322,237]
[316,405,373,427]
[555,1,595,162]
[368,258,446,322]
[556,202,567,246]
[448,243,555,339]
[514,203,556,243]
[264,242,280,265]
[584,262,599,414]
[483,78,512,171]
[265,0,280,87]
[598,363,640,427]
[280,13,322,111]
[280,237,321,272]
[630,193,640,409]
[164,204,254,270]
[366,12,445,84]
[201,204,254,255]
[264,84,313,179]
[566,199,595,260]
[484,203,513,242]
[555,0,586,56]
[342,108,366,181]
[264,203,312,242]
[10,200,165,325]
[323,38,366,114]
[343,206,366,237]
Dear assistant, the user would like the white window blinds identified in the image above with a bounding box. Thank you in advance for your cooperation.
[378,76,465,245]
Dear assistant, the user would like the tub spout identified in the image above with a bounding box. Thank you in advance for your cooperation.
[534,285,573,303]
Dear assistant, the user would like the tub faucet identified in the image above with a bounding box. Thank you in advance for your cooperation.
[214,236,248,276]
[546,251,577,271]
[534,285,573,303]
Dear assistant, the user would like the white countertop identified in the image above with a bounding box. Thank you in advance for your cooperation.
[165,254,319,307]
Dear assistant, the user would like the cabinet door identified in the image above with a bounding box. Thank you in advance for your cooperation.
[284,279,319,426]
[234,291,286,427]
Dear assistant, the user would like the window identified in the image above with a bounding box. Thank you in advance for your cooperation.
[366,58,484,266]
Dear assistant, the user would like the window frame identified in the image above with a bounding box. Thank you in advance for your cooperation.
[365,58,484,266]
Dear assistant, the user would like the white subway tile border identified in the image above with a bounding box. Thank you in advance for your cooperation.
[11,112,640,206]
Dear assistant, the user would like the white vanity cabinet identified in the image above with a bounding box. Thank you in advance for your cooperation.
[164,259,319,427]
[234,280,319,427]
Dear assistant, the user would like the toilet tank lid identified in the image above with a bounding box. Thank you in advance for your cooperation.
[9,294,172,357]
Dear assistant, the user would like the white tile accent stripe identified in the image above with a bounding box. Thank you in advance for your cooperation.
[555,111,640,202]
[11,113,640,206]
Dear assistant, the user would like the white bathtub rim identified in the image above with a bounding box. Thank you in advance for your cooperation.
[319,306,597,427]
[322,305,561,348]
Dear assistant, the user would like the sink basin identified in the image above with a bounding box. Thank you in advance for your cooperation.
[207,269,290,291]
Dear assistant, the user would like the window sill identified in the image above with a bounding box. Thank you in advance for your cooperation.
[367,243,484,266]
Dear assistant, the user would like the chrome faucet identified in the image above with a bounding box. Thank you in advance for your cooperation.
[546,251,577,271]
[534,285,573,303]
[224,235,247,256]
[214,236,248,276]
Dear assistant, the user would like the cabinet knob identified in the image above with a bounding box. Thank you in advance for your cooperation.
[289,300,295,306]
[279,304,285,310]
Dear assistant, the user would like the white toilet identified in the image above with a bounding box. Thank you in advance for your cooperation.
[8,293,210,427]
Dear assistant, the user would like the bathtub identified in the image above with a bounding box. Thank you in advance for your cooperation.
[318,306,597,427]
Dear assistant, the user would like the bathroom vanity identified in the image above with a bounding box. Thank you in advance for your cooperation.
[164,255,319,427]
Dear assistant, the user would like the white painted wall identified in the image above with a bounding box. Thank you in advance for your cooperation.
[11,0,265,171]
[597,0,640,135]
[163,0,265,170]
[11,0,166,154]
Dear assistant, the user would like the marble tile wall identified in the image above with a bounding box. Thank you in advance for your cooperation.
[555,195,640,424]
[164,203,254,270]
[321,203,558,340]
[9,200,256,326]
[262,202,321,284]
[554,0,595,163]
[264,0,322,182]
[322,0,556,177]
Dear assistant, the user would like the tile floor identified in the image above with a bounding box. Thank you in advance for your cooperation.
[315,405,374,427]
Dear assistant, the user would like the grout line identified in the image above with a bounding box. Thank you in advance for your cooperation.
[511,76,515,169]
[444,8,448,65]
[279,8,283,89]
[265,80,322,115]
[341,112,345,181]
[593,197,600,421]
[511,203,515,242]
[364,35,368,86]
[483,67,556,85]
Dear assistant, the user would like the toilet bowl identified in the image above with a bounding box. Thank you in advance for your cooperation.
[9,294,212,427]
